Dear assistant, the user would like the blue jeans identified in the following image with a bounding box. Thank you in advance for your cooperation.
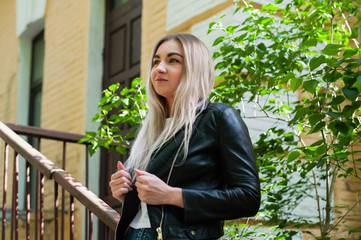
[125,228,156,240]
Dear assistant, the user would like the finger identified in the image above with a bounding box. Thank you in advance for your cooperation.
[134,168,150,176]
[109,176,133,188]
[121,176,133,187]
[111,169,132,181]
[112,187,129,200]
[109,179,133,192]
[117,161,126,171]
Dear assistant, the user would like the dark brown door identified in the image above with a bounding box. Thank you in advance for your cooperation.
[100,0,142,237]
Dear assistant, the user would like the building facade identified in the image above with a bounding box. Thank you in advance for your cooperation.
[0,0,360,239]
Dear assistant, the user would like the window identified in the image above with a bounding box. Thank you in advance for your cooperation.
[28,31,44,209]
[29,32,44,129]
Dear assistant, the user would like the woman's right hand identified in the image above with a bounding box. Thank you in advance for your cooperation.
[109,161,133,203]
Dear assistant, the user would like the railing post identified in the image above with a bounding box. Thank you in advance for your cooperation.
[89,211,93,240]
[35,137,41,240]
[70,195,74,240]
[62,141,66,240]
[26,161,31,240]
[2,143,9,240]
[35,169,39,240]
[40,172,44,240]
[85,145,89,240]
[11,152,19,240]
[54,182,59,240]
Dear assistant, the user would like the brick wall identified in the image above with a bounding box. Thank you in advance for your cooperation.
[0,1,18,238]
[40,0,91,239]
[0,0,18,123]
[140,0,168,79]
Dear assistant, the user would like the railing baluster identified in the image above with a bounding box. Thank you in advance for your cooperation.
[26,161,31,240]
[70,195,74,240]
[89,211,93,240]
[35,169,39,240]
[14,152,19,240]
[61,141,66,240]
[105,225,109,240]
[86,208,89,240]
[35,137,41,240]
[54,182,59,240]
[40,172,44,240]
[2,143,9,240]
[85,145,89,240]
[10,152,20,240]
[11,186,14,240]
[61,188,64,240]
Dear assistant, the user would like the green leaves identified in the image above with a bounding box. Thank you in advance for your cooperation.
[342,87,359,101]
[209,0,361,238]
[321,44,343,56]
[303,80,318,93]
[288,151,301,162]
[80,78,147,156]
[309,55,326,71]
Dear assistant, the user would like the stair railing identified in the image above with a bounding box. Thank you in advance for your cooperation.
[0,122,119,240]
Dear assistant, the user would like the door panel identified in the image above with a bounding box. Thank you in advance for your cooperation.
[100,0,142,237]
[109,26,126,76]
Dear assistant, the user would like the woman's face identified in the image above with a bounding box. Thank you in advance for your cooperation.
[151,39,184,107]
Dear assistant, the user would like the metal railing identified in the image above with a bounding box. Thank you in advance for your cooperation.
[0,122,119,240]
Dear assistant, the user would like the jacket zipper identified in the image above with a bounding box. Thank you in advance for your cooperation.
[156,148,180,240]
[156,205,164,240]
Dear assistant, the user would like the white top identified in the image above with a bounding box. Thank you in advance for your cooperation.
[129,201,151,228]
[129,118,173,229]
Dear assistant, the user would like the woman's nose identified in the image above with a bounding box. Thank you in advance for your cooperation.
[155,61,166,73]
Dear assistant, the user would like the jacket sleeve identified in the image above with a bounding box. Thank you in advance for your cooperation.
[182,106,261,224]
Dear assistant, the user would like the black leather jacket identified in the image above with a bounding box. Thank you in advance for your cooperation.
[115,102,260,239]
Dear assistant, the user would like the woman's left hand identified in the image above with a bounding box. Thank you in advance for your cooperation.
[134,169,184,208]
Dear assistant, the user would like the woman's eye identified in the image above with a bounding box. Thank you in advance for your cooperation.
[169,59,179,63]
[153,60,160,66]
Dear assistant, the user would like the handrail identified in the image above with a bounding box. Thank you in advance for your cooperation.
[5,123,86,143]
[0,121,119,230]
[52,170,119,230]
[0,122,58,179]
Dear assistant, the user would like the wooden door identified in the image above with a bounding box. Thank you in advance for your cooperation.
[100,0,142,236]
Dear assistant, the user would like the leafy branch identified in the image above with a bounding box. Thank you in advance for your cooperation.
[210,0,361,238]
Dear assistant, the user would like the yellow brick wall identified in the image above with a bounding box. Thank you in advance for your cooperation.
[0,0,18,237]
[140,0,168,79]
[140,0,233,79]
[39,0,91,239]
[0,0,90,237]
[0,0,18,123]
[42,0,89,135]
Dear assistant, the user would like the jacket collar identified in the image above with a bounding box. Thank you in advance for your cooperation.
[145,100,211,176]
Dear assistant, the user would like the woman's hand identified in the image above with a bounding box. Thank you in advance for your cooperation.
[109,161,133,203]
[134,169,184,208]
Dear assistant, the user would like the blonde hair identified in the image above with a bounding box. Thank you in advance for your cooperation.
[125,33,215,174]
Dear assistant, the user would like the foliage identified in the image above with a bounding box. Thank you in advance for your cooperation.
[208,0,361,238]
[79,78,147,156]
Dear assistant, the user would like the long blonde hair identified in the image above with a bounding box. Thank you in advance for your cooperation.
[125,33,215,173]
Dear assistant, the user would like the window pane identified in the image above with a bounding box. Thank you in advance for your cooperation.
[31,36,45,84]
[113,0,129,9]
[32,90,42,127]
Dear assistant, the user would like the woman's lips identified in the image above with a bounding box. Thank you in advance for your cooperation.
[156,78,168,82]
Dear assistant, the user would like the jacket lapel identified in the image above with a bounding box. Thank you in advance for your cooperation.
[145,101,210,179]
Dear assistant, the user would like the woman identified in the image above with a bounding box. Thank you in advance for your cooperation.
[109,33,260,240]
